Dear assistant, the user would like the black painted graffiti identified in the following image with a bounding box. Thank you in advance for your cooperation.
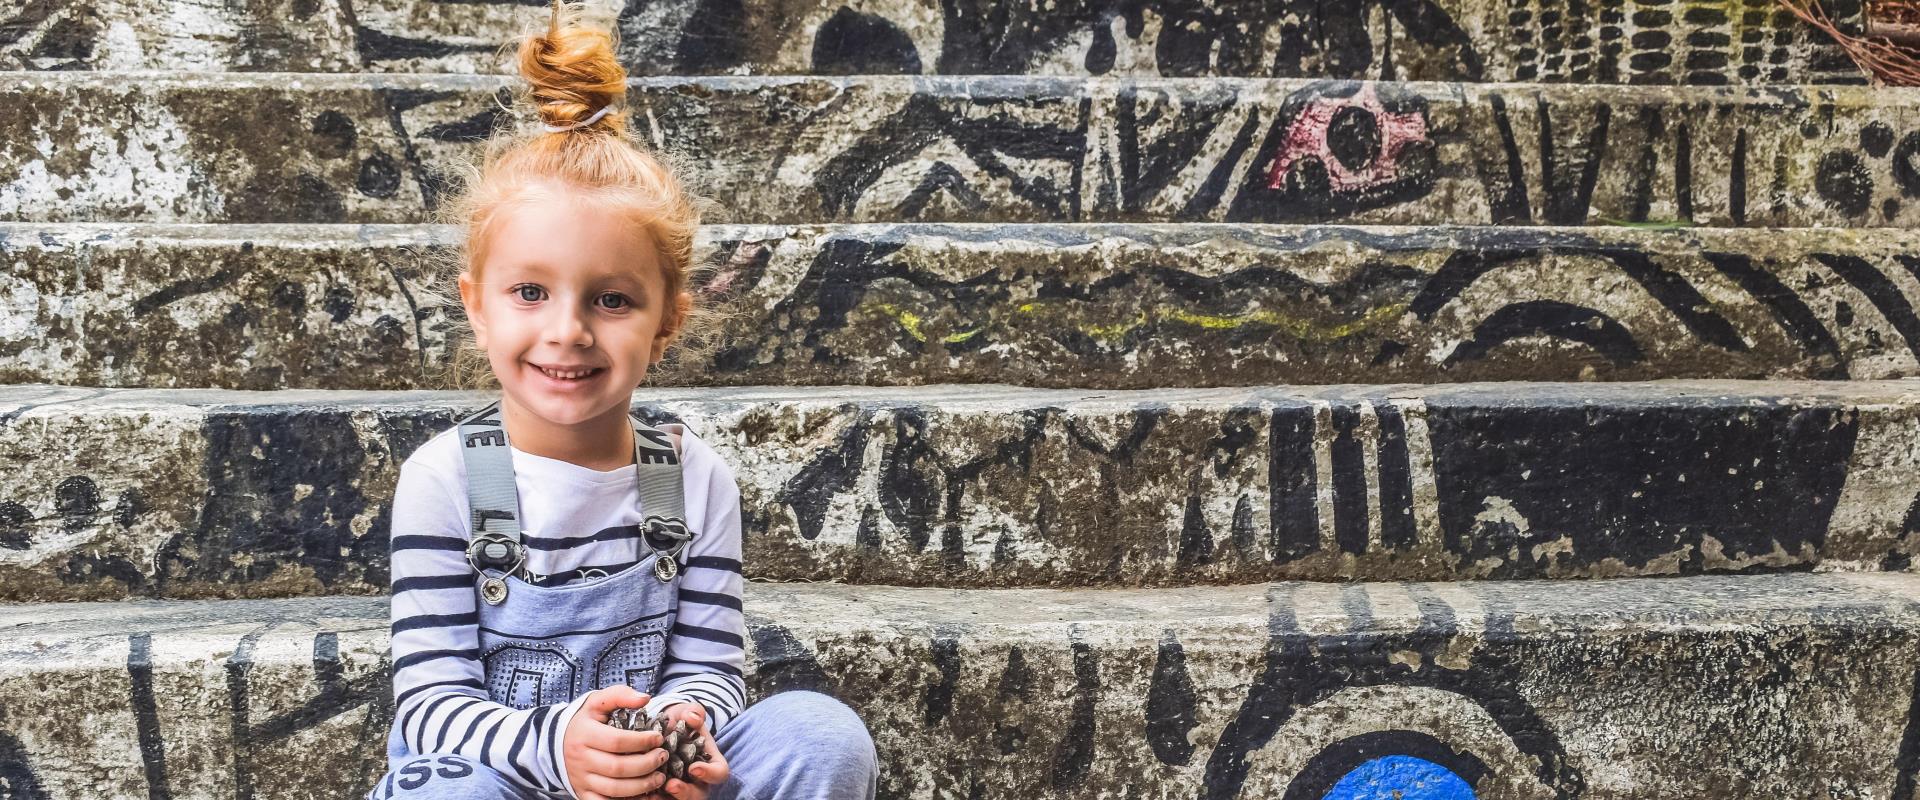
[1229,81,1437,222]
[746,621,837,698]
[767,390,1867,579]
[1202,585,1582,799]
[233,630,393,799]
[2,382,1898,596]
[329,0,1840,84]
[884,584,1584,797]
[120,628,391,799]
[0,721,45,799]
[706,227,1917,388]
[4,0,1853,83]
[812,93,1089,221]
[1272,396,1856,575]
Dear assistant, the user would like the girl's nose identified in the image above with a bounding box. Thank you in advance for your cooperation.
[543,301,594,345]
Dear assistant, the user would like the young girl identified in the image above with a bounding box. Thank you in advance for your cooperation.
[364,4,878,799]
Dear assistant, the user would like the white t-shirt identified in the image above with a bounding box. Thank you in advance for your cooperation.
[385,420,746,795]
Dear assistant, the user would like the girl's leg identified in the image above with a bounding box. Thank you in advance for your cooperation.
[364,754,551,800]
[704,690,879,800]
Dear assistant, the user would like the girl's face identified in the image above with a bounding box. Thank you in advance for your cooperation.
[457,190,689,435]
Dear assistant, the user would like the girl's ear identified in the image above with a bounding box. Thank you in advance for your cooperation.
[651,291,694,363]
[458,270,490,350]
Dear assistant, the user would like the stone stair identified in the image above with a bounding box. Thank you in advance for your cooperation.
[10,73,1920,227]
[2,0,1919,798]
[6,572,1920,798]
[0,0,1869,82]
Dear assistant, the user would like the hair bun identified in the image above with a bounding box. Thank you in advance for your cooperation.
[519,0,627,135]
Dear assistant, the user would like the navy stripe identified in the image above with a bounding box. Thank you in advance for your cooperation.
[406,692,468,745]
[546,704,570,787]
[672,623,744,648]
[664,669,745,693]
[669,675,746,705]
[394,612,479,633]
[662,657,745,677]
[394,648,478,671]
[686,556,742,573]
[430,696,483,750]
[506,705,552,786]
[477,609,671,641]
[395,678,484,710]
[428,696,478,750]
[392,574,473,593]
[678,589,742,610]
[676,686,733,712]
[524,526,640,551]
[459,708,502,758]
[393,535,468,552]
[477,713,508,769]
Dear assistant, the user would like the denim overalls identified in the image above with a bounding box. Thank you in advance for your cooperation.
[368,401,880,800]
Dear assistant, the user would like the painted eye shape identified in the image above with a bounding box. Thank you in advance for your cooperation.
[1320,754,1476,800]
[1265,728,1501,800]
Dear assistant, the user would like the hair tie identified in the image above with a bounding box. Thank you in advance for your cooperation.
[541,105,614,133]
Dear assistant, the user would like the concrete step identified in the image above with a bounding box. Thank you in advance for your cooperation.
[0,0,1865,85]
[6,222,1920,390]
[4,73,1918,227]
[1,380,1915,600]
[1,571,1917,798]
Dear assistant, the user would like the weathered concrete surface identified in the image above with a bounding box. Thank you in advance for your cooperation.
[0,381,1916,599]
[0,572,1917,798]
[7,222,1920,390]
[6,73,1920,227]
[0,0,1865,85]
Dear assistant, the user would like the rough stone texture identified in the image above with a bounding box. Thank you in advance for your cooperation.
[0,381,1915,599]
[7,222,1920,390]
[0,572,1917,798]
[8,74,1920,227]
[0,0,1866,85]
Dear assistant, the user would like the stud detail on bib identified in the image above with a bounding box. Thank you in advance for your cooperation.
[653,557,679,583]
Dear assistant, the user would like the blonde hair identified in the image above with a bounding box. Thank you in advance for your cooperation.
[409,0,733,390]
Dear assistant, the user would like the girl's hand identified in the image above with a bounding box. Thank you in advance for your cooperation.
[651,703,730,800]
[563,686,671,800]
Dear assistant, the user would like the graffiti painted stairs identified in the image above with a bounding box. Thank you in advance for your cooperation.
[3,0,1920,798]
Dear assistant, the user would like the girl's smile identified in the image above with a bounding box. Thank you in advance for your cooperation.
[530,362,608,390]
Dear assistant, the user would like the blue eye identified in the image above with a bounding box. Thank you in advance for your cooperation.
[508,284,631,310]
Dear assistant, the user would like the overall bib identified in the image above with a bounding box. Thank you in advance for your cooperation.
[369,402,880,800]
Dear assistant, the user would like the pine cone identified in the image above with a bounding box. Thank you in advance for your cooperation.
[606,707,713,781]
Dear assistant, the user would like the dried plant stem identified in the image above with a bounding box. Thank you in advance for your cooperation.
[1779,0,1920,85]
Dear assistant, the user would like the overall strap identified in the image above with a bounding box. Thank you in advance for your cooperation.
[456,400,522,539]
[455,400,691,551]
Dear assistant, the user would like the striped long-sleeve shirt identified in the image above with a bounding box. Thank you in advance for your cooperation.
[384,421,747,796]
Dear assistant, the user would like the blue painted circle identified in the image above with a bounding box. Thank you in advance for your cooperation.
[1321,755,1475,800]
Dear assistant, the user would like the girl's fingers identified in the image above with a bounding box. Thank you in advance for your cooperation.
[695,734,730,783]
[584,722,663,755]
[579,745,669,778]
[584,686,652,718]
[583,769,667,798]
[665,777,706,800]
